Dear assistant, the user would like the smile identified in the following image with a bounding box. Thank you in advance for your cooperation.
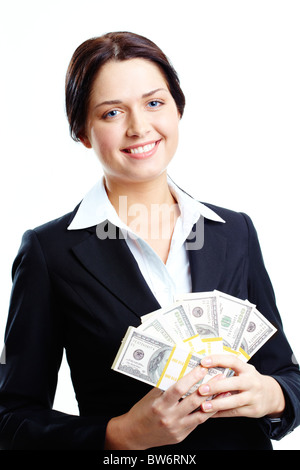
[121,140,161,158]
[128,142,156,154]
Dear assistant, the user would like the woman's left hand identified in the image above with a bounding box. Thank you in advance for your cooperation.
[198,354,285,419]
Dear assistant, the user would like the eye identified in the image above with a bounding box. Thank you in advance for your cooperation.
[103,109,121,119]
[147,100,163,109]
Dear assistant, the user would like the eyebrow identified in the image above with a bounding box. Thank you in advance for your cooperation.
[94,88,168,109]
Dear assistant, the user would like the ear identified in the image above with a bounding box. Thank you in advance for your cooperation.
[78,133,92,149]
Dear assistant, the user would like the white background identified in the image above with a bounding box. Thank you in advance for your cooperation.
[0,0,299,450]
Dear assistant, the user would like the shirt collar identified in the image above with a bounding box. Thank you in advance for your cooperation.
[67,176,225,231]
[167,177,225,226]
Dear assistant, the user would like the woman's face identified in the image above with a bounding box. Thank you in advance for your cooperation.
[82,58,180,186]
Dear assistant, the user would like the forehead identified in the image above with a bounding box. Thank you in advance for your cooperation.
[90,58,169,102]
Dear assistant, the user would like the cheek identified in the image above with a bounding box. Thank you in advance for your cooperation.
[90,127,119,159]
[157,108,180,138]
[160,115,179,148]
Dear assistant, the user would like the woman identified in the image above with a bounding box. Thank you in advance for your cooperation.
[0,31,299,450]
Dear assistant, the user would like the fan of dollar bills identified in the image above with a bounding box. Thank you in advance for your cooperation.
[112,290,277,395]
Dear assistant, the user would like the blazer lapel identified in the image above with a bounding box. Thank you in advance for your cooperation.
[70,213,227,319]
[71,222,161,319]
[188,220,227,292]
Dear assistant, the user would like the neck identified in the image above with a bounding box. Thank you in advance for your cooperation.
[104,172,176,215]
[104,173,180,261]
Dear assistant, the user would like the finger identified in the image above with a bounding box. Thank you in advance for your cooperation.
[201,390,251,415]
[198,372,243,399]
[197,372,229,399]
[180,403,216,430]
[176,374,230,431]
[179,372,226,415]
[162,365,207,406]
[201,354,248,374]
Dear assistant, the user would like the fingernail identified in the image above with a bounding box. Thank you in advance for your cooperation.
[201,357,212,367]
[202,401,212,411]
[199,384,210,395]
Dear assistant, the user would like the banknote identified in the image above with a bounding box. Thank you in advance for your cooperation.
[240,307,277,358]
[140,302,196,343]
[138,314,225,376]
[215,291,254,350]
[175,291,219,339]
[112,326,203,391]
[112,326,227,395]
[137,316,176,345]
[112,326,174,387]
[112,291,277,395]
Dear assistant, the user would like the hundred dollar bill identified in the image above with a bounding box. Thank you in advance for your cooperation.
[140,302,196,343]
[112,327,227,396]
[112,326,203,391]
[175,292,219,339]
[215,291,253,351]
[113,291,277,399]
[137,316,176,345]
[156,347,202,391]
[112,326,173,388]
[158,348,228,398]
[239,307,277,358]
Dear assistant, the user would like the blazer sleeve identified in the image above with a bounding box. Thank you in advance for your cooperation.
[242,213,300,440]
[0,230,109,449]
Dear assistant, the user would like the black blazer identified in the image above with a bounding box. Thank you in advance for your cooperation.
[0,202,299,450]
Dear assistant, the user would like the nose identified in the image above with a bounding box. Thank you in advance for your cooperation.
[126,109,151,138]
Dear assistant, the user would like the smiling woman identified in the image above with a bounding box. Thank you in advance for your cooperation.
[0,31,299,451]
[65,31,185,143]
[80,59,180,189]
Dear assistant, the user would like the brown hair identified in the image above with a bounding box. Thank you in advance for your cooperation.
[65,31,186,142]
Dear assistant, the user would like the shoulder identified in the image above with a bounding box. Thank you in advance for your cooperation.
[33,206,79,237]
[200,202,258,250]
[202,202,254,230]
[18,203,84,256]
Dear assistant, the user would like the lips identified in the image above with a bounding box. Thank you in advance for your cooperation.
[121,140,161,158]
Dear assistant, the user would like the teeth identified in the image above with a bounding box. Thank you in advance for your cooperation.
[129,142,156,154]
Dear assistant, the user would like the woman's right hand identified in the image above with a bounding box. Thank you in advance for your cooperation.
[104,365,223,450]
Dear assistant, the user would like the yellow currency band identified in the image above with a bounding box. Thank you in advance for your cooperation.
[178,352,193,380]
[183,334,198,343]
[196,348,206,355]
[238,347,251,361]
[223,346,239,355]
[201,337,223,343]
[156,346,176,388]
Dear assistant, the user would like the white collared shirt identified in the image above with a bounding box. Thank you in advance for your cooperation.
[68,177,225,307]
